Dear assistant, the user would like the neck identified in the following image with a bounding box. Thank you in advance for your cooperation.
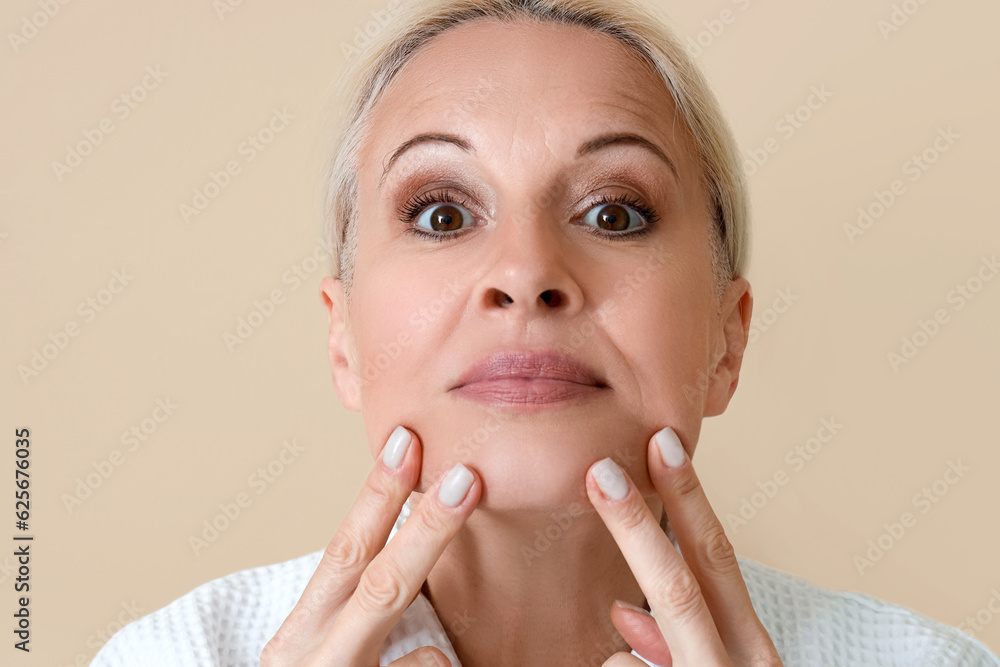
[420,493,664,667]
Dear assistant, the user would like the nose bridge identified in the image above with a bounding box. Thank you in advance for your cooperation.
[474,191,584,315]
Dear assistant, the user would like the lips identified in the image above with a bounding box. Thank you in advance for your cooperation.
[450,350,608,409]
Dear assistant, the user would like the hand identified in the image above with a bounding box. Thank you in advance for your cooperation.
[585,427,783,666]
[261,425,481,667]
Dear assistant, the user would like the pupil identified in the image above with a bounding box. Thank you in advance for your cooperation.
[599,204,629,231]
[431,204,463,231]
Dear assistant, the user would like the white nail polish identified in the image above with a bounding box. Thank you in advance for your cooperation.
[438,463,473,507]
[614,599,652,617]
[593,458,628,501]
[654,427,686,468]
[382,425,411,469]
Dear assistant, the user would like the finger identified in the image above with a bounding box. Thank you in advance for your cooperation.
[294,426,421,632]
[586,456,729,665]
[650,427,777,663]
[391,646,452,666]
[602,652,648,666]
[319,461,481,661]
[610,600,672,666]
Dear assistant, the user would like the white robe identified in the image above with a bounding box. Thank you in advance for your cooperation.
[91,497,999,666]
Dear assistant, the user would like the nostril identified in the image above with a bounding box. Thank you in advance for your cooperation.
[493,290,514,307]
[540,290,562,307]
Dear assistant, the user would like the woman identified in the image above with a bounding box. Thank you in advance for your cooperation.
[92,0,999,665]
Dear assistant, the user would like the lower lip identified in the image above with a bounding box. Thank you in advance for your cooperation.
[452,377,606,410]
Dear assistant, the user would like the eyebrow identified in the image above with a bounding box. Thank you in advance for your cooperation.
[378,131,679,194]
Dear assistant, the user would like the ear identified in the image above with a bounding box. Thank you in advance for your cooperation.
[320,275,362,412]
[703,277,753,417]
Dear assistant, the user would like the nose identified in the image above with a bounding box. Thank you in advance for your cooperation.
[474,211,585,318]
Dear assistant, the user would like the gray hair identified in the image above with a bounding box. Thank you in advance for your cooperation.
[319,0,750,307]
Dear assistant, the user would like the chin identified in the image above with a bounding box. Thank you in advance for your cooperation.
[417,419,653,513]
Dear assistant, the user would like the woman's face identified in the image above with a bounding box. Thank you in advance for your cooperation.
[322,19,752,511]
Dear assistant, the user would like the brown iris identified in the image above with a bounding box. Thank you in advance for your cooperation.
[595,203,630,231]
[428,204,464,231]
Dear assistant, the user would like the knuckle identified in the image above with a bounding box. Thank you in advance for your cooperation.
[356,561,409,615]
[670,466,702,501]
[322,528,368,573]
[416,504,451,538]
[653,565,704,624]
[696,526,741,577]
[363,469,396,504]
[614,499,649,534]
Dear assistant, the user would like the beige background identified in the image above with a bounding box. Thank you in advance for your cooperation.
[1,0,998,664]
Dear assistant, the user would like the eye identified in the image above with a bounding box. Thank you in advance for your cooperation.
[415,202,475,234]
[396,189,479,241]
[582,195,657,236]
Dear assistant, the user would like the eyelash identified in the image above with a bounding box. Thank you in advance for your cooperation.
[396,189,660,243]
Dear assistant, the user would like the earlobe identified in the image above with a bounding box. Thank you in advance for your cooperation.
[320,275,362,412]
[703,278,753,417]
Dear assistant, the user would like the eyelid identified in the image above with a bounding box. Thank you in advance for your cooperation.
[396,186,486,225]
[392,168,495,215]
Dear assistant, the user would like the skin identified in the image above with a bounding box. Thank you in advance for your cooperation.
[262,17,781,667]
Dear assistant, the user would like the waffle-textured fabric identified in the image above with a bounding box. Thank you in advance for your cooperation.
[92,497,1000,667]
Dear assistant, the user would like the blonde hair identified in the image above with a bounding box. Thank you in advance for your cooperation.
[320,0,749,306]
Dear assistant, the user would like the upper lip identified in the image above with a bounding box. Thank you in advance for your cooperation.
[451,350,608,389]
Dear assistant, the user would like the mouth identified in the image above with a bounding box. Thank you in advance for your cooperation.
[449,350,609,411]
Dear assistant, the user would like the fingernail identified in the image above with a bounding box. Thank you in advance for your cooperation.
[438,463,474,507]
[382,425,411,469]
[654,427,686,468]
[593,458,629,501]
[614,599,652,617]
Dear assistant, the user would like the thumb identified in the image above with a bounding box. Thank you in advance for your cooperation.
[391,645,452,666]
[610,600,672,666]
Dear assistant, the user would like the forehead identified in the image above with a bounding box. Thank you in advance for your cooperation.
[361,18,696,184]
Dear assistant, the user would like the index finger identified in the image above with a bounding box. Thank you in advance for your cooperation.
[319,460,481,661]
[286,426,422,634]
[647,427,777,664]
[586,455,730,665]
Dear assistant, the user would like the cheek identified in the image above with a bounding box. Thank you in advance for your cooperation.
[352,260,431,402]
[612,275,713,424]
